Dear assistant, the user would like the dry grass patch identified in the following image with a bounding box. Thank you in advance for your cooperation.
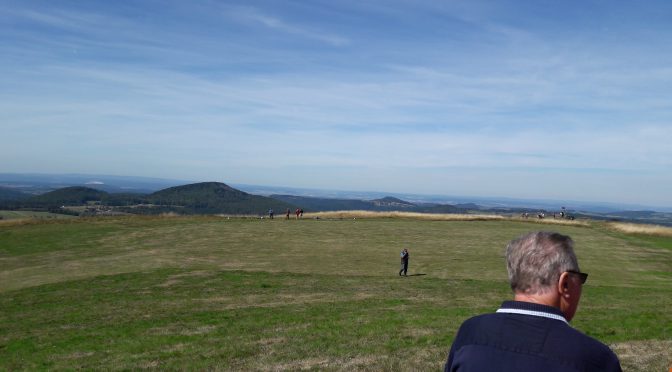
[270,355,389,371]
[611,340,672,372]
[515,217,591,227]
[306,210,506,221]
[138,359,161,369]
[608,222,672,237]
[146,325,217,337]
[196,292,346,310]
[63,351,95,360]
[306,211,590,227]
[406,328,435,338]
[258,337,287,346]
[0,218,47,227]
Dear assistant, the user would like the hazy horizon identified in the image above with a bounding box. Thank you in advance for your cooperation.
[3,171,672,213]
[2,1,671,207]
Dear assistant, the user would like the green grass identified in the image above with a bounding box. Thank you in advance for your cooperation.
[0,216,670,370]
[0,210,76,220]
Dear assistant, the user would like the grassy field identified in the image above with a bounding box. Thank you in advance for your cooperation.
[0,215,670,370]
[0,210,76,221]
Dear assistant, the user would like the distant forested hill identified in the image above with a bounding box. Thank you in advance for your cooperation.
[2,183,294,215]
[142,182,294,215]
[270,194,469,213]
[413,204,467,214]
[27,186,108,206]
[270,195,376,211]
[271,195,424,212]
[370,197,415,209]
[0,187,30,201]
[7,182,668,224]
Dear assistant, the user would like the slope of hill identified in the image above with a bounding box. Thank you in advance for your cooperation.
[149,182,246,204]
[370,197,415,209]
[4,178,671,224]
[414,204,467,214]
[270,194,475,214]
[0,187,30,201]
[27,186,108,206]
[144,182,294,215]
[272,194,424,212]
[3,182,294,216]
[270,195,375,211]
[575,210,672,226]
[270,194,476,213]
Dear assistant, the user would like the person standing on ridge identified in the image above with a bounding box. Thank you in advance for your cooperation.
[399,248,409,276]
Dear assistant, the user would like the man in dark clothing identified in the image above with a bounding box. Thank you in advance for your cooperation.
[399,248,409,276]
[445,231,621,372]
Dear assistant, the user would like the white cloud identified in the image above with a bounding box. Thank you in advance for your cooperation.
[227,6,350,46]
[2,1,672,206]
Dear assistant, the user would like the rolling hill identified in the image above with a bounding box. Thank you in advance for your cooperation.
[27,186,108,206]
[0,186,30,201]
[143,182,294,215]
[270,195,376,212]
[3,179,671,225]
[3,183,294,216]
[270,194,425,212]
[370,196,415,209]
[270,194,470,214]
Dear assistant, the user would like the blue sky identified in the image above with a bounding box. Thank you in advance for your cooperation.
[2,0,671,207]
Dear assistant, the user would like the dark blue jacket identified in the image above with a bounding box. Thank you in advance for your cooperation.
[445,301,622,372]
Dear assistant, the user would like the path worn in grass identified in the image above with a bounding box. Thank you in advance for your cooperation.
[0,216,670,370]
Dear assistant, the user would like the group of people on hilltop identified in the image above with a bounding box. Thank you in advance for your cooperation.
[521,209,575,220]
[268,208,304,219]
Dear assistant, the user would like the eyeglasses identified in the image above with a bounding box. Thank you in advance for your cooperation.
[566,270,588,284]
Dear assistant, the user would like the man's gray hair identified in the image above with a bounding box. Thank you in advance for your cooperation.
[506,231,579,294]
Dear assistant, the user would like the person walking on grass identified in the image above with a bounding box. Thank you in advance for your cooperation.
[399,248,409,276]
[444,231,621,372]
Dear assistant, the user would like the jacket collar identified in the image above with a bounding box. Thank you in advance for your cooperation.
[496,301,568,324]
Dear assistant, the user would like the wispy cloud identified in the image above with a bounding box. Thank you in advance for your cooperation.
[1,1,671,206]
[228,6,350,46]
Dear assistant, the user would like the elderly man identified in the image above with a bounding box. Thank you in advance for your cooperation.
[444,231,621,372]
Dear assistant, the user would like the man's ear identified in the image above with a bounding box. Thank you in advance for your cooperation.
[558,272,570,295]
[557,271,580,322]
